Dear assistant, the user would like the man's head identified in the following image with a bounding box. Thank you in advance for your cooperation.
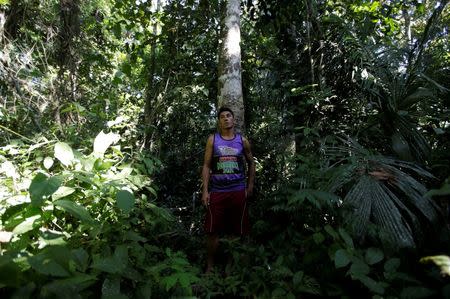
[217,107,234,119]
[217,107,235,131]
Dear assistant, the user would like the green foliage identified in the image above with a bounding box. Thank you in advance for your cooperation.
[1,0,448,297]
[0,131,201,297]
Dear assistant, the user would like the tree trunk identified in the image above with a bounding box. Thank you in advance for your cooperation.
[55,0,80,129]
[217,0,244,133]
[3,0,24,40]
[144,0,161,150]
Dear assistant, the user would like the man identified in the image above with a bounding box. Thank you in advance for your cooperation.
[201,106,255,273]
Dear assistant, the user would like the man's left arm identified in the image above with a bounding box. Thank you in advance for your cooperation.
[243,137,255,198]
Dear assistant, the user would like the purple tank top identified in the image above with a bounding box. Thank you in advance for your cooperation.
[210,133,246,192]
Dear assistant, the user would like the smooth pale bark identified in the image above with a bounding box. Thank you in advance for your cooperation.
[217,0,245,133]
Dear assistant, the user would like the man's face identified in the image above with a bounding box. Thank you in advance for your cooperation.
[219,111,234,130]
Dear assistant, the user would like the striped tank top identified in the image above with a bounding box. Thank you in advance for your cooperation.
[210,133,246,192]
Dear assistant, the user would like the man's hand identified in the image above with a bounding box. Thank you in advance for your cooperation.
[202,192,210,207]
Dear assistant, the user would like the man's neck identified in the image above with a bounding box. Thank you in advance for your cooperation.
[220,128,235,140]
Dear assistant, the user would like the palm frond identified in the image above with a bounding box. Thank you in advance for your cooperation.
[375,156,434,179]
[327,164,358,193]
[400,87,435,110]
[344,175,373,238]
[395,115,431,162]
[325,138,441,249]
[372,182,415,248]
[368,156,440,227]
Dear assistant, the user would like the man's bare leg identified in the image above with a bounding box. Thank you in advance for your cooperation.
[206,233,219,273]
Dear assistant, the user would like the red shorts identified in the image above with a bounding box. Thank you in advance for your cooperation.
[205,190,249,235]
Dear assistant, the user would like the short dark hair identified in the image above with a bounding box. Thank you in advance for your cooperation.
[217,107,234,119]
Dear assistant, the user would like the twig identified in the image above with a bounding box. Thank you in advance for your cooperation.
[0,124,34,143]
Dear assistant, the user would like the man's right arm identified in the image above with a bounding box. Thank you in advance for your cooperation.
[201,135,214,206]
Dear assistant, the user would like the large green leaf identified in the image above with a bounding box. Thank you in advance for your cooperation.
[384,258,400,273]
[349,259,370,276]
[40,274,97,298]
[116,190,135,213]
[29,173,61,207]
[0,255,21,287]
[91,256,119,274]
[136,282,152,299]
[72,248,89,272]
[338,228,354,249]
[28,248,72,277]
[54,200,95,224]
[426,184,450,197]
[91,245,128,274]
[102,277,122,298]
[365,247,384,265]
[334,249,351,268]
[356,275,386,295]
[400,287,436,299]
[54,142,74,166]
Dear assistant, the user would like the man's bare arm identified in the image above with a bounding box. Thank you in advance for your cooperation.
[201,135,214,206]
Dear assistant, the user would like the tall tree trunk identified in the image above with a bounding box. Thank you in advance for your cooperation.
[402,6,411,47]
[3,0,24,40]
[56,0,80,129]
[144,0,161,150]
[217,0,245,133]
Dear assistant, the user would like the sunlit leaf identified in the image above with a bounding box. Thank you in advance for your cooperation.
[43,157,54,169]
[94,158,113,171]
[12,215,41,234]
[0,161,19,178]
[0,231,13,243]
[52,186,76,200]
[54,142,74,166]
[93,131,120,156]
[420,255,450,276]
[38,229,67,247]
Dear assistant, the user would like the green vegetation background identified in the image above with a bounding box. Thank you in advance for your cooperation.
[0,0,449,298]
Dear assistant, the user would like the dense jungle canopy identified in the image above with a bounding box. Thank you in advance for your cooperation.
[0,0,449,298]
